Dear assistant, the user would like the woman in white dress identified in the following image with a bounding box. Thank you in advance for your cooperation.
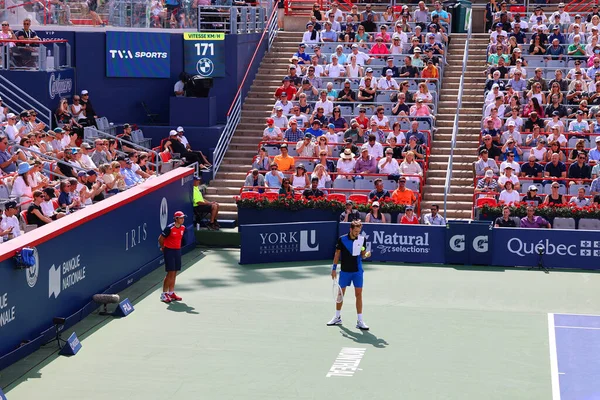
[291,164,310,190]
[345,55,363,78]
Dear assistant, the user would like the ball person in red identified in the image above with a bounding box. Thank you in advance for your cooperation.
[158,211,187,303]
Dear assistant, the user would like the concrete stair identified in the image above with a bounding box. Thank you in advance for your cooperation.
[420,33,488,220]
[206,31,304,220]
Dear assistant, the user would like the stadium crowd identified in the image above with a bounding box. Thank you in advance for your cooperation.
[474,2,600,226]
[0,88,219,242]
[240,1,454,224]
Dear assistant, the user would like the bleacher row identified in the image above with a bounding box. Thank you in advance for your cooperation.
[238,30,446,213]
[472,11,600,217]
[0,110,158,237]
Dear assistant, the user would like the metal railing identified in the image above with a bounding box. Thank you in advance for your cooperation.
[443,7,472,222]
[1,39,71,71]
[213,3,278,178]
[12,144,82,176]
[0,74,53,127]
[197,5,270,34]
[81,126,162,172]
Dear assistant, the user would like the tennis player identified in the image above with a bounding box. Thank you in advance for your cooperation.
[327,220,369,330]
[158,211,187,303]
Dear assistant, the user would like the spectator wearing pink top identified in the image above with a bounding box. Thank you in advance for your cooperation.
[375,25,391,43]
[370,37,390,56]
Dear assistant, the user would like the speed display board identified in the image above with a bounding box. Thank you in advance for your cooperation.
[183,32,225,78]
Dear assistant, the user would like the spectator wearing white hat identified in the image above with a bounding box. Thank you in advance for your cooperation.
[377,69,400,90]
[500,121,522,145]
[271,106,289,130]
[1,201,21,241]
[3,113,20,142]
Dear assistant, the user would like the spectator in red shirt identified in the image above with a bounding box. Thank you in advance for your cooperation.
[399,205,419,224]
[158,211,187,303]
[274,77,297,101]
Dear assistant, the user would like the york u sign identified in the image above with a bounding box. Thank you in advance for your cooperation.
[240,222,338,264]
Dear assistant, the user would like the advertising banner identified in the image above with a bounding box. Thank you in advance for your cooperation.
[339,223,446,264]
[106,32,170,78]
[0,170,194,369]
[492,228,600,270]
[446,220,493,265]
[183,32,225,78]
[239,221,338,264]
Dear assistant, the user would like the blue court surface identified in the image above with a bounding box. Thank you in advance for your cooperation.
[549,314,600,400]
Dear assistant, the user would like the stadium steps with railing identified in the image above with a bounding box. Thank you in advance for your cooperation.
[206,31,305,220]
[420,33,489,220]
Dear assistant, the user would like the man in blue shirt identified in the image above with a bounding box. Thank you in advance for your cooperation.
[405,121,427,145]
[548,25,566,44]
[546,38,565,60]
[327,220,370,330]
[321,21,337,42]
[0,135,18,174]
[294,44,311,64]
[509,25,526,44]
[117,156,139,188]
[265,163,284,190]
[305,120,324,138]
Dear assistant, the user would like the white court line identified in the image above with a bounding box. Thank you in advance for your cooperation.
[548,313,561,400]
[555,325,600,330]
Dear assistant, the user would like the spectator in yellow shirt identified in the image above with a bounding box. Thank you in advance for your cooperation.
[193,176,220,230]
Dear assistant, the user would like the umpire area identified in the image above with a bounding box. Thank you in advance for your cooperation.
[2,248,600,400]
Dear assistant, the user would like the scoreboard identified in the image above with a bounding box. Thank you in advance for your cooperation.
[183,32,225,78]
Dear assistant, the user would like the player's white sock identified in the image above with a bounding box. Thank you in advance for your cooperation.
[335,310,341,318]
[168,291,174,295]
[357,314,363,321]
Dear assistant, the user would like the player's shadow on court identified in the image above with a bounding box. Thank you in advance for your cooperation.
[338,326,388,348]
[166,302,200,314]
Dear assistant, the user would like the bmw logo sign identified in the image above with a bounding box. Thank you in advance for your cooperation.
[196,58,214,77]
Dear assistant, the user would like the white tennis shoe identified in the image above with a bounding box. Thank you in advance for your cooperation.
[356,320,369,330]
[326,316,342,326]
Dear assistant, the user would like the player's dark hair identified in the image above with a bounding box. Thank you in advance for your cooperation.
[350,220,362,229]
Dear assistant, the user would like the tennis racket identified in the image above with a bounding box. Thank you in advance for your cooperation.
[332,278,344,304]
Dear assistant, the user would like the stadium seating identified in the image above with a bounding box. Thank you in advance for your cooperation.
[472,7,600,220]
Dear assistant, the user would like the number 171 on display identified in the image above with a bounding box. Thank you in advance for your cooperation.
[194,43,214,56]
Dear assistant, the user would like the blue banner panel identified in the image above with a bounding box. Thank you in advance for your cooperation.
[0,169,195,370]
[183,32,225,78]
[240,221,338,264]
[446,221,493,265]
[60,332,82,356]
[492,228,600,270]
[106,32,170,78]
[339,223,446,264]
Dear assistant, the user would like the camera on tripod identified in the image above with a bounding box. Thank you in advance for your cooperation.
[535,244,545,255]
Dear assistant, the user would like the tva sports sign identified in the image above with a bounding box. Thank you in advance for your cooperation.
[106,32,170,78]
[239,221,338,264]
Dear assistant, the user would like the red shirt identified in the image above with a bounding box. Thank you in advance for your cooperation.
[356,116,370,129]
[162,223,186,249]
[274,85,297,101]
[400,214,419,224]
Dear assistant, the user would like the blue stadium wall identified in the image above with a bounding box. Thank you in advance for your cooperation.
[0,168,196,370]
[39,30,263,124]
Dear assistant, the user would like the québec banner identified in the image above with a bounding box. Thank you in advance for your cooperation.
[239,221,338,264]
[492,228,600,270]
[0,170,194,370]
[339,223,446,264]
